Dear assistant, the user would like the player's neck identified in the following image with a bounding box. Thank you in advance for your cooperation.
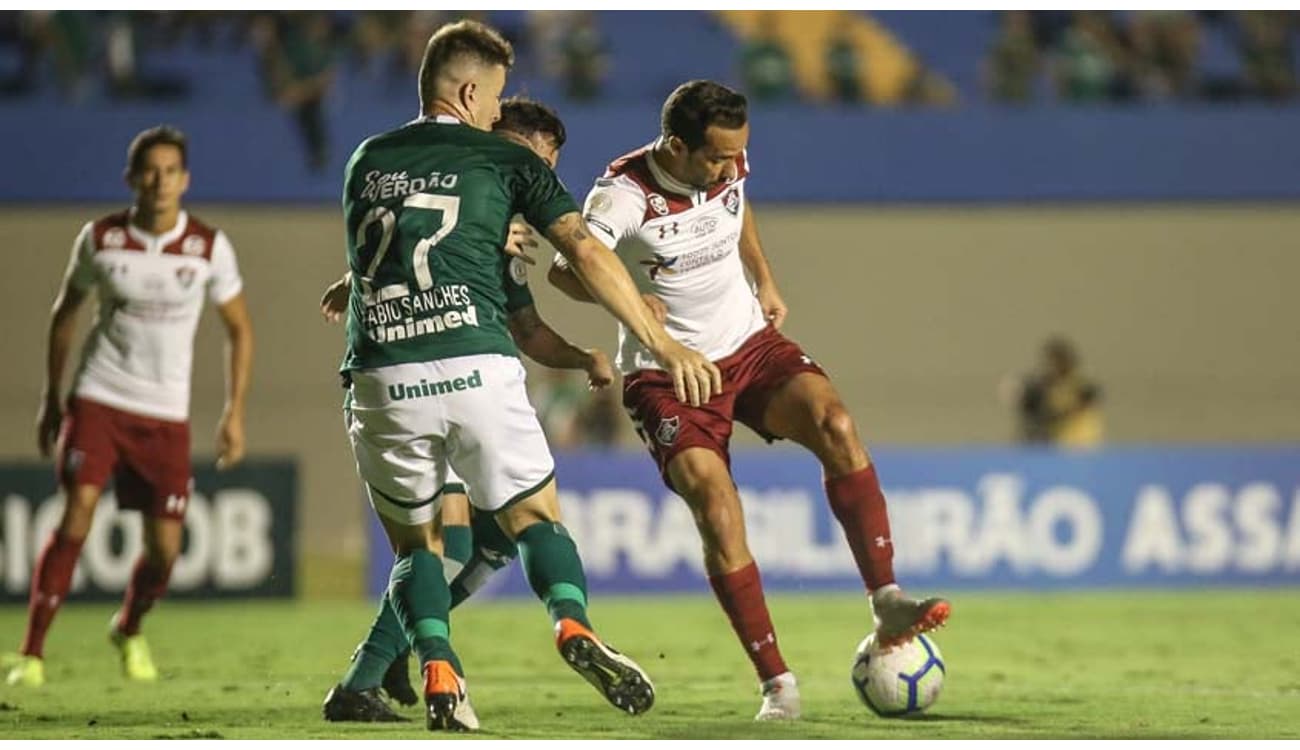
[648,143,695,195]
[131,205,182,236]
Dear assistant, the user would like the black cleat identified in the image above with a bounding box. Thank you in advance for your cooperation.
[322,684,409,723]
[382,651,419,707]
[555,618,655,716]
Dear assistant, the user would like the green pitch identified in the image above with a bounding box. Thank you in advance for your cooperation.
[2,590,1298,739]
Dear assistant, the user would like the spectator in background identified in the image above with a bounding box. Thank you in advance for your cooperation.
[559,11,608,101]
[985,10,1041,103]
[254,12,338,172]
[1129,10,1201,99]
[1003,337,1103,448]
[0,11,94,100]
[740,11,796,103]
[825,16,864,103]
[529,368,589,449]
[104,12,190,100]
[1053,11,1134,102]
[575,387,625,447]
[1239,10,1296,100]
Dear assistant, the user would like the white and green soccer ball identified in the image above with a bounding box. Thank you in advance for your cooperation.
[850,632,946,717]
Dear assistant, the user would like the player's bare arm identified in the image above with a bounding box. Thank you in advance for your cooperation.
[740,204,787,329]
[215,292,254,470]
[507,304,614,389]
[37,278,88,457]
[547,262,668,324]
[544,211,721,406]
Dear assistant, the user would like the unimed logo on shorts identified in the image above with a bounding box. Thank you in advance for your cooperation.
[388,369,483,401]
[0,461,297,601]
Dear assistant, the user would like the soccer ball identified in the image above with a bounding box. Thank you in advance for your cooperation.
[850,633,946,717]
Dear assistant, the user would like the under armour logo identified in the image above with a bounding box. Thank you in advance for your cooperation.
[749,632,775,652]
[874,536,891,548]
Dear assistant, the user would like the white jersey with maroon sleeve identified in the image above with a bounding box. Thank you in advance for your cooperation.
[67,209,243,421]
[571,140,767,374]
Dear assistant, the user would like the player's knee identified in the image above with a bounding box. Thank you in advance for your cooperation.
[818,406,859,452]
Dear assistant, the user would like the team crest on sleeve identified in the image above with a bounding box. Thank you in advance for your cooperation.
[647,193,670,216]
[589,191,614,214]
[104,227,127,248]
[654,415,680,446]
[509,256,528,286]
[722,188,741,216]
[181,235,208,256]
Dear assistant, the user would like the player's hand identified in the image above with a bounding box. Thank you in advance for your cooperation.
[641,293,668,325]
[583,348,615,390]
[320,275,349,323]
[35,394,62,458]
[216,409,246,471]
[502,221,539,265]
[757,283,788,329]
[653,340,722,407]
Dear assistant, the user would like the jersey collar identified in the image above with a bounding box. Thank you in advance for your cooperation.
[126,208,189,250]
[645,138,699,198]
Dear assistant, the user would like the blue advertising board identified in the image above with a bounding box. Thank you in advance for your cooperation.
[367,447,1300,597]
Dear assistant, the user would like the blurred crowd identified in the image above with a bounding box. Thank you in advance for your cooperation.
[5,11,1295,111]
[986,11,1298,104]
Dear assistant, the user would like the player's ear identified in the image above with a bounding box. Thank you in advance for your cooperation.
[178,167,191,196]
[460,80,477,112]
[665,135,687,158]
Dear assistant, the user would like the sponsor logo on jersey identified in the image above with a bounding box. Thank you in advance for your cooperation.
[656,221,680,240]
[104,227,127,249]
[175,266,197,289]
[181,235,207,256]
[387,369,484,401]
[509,257,528,286]
[638,254,679,280]
[722,187,741,216]
[360,169,459,202]
[655,416,680,446]
[691,216,719,237]
[647,193,670,216]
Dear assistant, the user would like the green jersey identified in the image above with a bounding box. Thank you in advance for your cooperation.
[341,118,578,371]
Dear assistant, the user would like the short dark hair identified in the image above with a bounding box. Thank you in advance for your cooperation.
[661,80,748,151]
[125,125,188,177]
[418,20,514,111]
[494,96,567,149]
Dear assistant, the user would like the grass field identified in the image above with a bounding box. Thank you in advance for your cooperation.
[2,590,1299,739]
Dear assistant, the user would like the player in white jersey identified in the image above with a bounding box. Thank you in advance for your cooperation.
[5,126,254,689]
[547,81,951,721]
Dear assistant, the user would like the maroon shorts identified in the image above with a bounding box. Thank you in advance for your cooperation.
[57,397,192,520]
[623,325,826,490]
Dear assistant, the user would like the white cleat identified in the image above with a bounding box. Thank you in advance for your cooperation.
[755,671,801,721]
[872,589,951,649]
[454,684,481,731]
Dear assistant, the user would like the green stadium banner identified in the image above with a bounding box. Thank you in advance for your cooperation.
[0,459,297,602]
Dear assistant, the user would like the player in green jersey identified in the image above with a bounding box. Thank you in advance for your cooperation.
[329,21,720,732]
[320,97,616,721]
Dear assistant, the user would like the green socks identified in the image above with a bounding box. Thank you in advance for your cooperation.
[516,522,591,628]
[388,549,462,675]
